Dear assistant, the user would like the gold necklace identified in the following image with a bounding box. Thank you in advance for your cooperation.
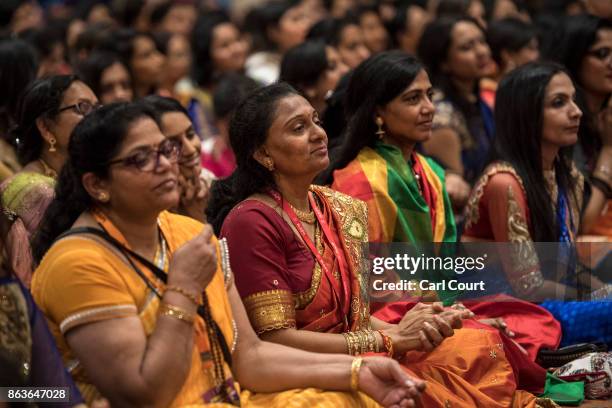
[289,202,316,224]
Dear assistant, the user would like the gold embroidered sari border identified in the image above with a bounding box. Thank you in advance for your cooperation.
[242,289,296,335]
[60,304,138,334]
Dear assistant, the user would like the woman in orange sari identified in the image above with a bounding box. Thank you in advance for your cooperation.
[31,102,424,407]
[208,82,546,407]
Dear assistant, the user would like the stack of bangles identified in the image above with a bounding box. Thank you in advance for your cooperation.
[158,285,201,324]
[343,330,394,357]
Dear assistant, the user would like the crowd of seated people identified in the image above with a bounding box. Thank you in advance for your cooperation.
[0,0,611,407]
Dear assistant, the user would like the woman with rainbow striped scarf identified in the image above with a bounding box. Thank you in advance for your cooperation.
[326,51,560,394]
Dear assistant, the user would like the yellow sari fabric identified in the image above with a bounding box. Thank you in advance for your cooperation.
[32,211,378,407]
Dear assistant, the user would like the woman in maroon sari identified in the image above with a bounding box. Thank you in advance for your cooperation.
[207,83,548,407]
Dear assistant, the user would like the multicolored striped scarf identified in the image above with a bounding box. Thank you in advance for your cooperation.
[332,143,458,304]
[332,142,456,244]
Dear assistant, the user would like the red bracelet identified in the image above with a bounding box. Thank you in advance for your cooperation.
[377,330,394,358]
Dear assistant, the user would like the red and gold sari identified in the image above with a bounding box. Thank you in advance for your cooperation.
[222,186,546,407]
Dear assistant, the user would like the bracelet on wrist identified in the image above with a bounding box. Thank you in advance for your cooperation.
[377,330,394,358]
[350,357,363,392]
[165,285,201,305]
[158,302,195,324]
[343,330,381,355]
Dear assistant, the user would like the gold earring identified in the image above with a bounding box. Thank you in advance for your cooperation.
[48,137,57,153]
[375,117,386,139]
[98,192,109,202]
[263,158,275,171]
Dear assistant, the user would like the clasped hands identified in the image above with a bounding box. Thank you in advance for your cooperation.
[384,302,474,354]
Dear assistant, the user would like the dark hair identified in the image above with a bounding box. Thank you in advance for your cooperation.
[388,2,425,47]
[494,61,578,241]
[279,41,328,95]
[307,17,358,47]
[32,102,158,262]
[76,51,130,98]
[19,25,64,62]
[546,14,612,164]
[347,4,382,23]
[150,1,173,28]
[73,22,115,59]
[0,39,38,139]
[487,17,538,66]
[190,11,232,88]
[213,73,259,119]
[74,0,111,22]
[418,17,485,132]
[142,94,189,121]
[318,51,425,184]
[206,83,300,234]
[102,29,156,76]
[246,0,301,52]
[322,70,352,153]
[152,30,172,55]
[110,0,146,28]
[436,0,471,18]
[0,0,20,30]
[13,75,80,165]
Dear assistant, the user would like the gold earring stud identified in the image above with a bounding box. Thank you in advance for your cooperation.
[98,192,109,202]
[264,158,274,171]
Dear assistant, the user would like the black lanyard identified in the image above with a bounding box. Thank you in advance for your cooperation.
[55,226,233,367]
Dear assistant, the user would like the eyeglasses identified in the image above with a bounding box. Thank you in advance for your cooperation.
[587,47,612,63]
[57,101,102,116]
[107,138,182,172]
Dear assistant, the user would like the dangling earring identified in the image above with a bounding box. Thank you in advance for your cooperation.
[48,137,57,153]
[375,117,386,139]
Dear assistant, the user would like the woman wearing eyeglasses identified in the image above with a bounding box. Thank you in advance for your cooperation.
[549,15,612,237]
[1,75,99,286]
[30,102,424,407]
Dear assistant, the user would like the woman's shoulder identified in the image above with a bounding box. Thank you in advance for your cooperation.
[32,236,116,296]
[1,171,55,216]
[222,197,290,236]
[312,185,366,208]
[468,162,526,205]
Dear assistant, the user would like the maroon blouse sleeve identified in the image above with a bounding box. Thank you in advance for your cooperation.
[220,200,314,334]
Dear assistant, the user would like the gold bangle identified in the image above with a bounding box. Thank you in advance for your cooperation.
[165,285,201,305]
[158,302,195,324]
[350,357,363,392]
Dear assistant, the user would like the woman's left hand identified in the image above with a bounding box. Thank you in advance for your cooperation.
[359,356,425,408]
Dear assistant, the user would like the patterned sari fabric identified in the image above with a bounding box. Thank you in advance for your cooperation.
[222,186,546,407]
[332,150,555,392]
[0,277,83,407]
[463,162,612,347]
[31,210,376,407]
[0,172,55,286]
